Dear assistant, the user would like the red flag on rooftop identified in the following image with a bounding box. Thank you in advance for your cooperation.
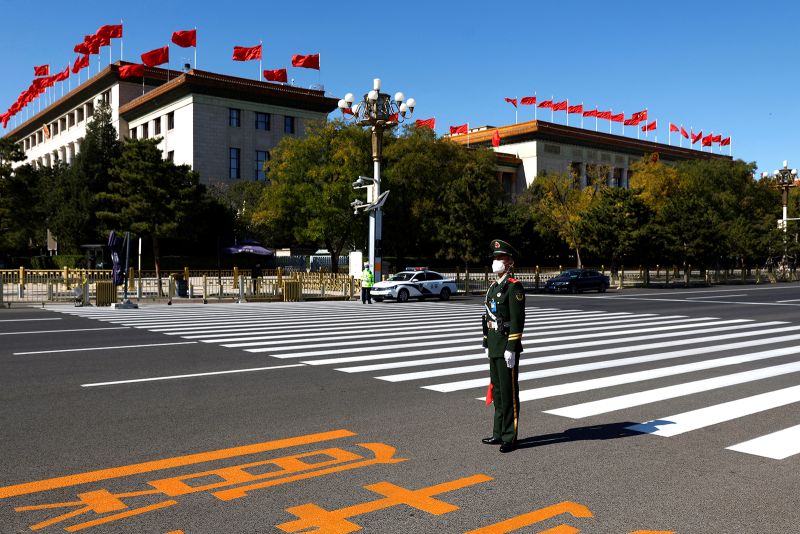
[610,113,624,122]
[582,108,598,117]
[233,44,262,61]
[415,118,436,129]
[97,24,123,39]
[669,123,679,132]
[85,35,101,55]
[520,96,536,105]
[720,137,731,146]
[119,63,144,79]
[263,68,287,82]
[172,29,197,48]
[53,64,70,82]
[568,104,583,114]
[492,129,501,147]
[596,111,612,119]
[691,130,702,144]
[623,117,641,126]
[701,134,712,146]
[74,41,90,55]
[680,126,689,139]
[141,46,169,67]
[34,65,49,76]
[291,53,320,69]
[641,120,657,132]
[537,99,553,109]
[711,134,722,143]
[72,54,89,74]
[450,124,468,135]
[504,98,517,107]
[96,34,111,47]
[631,109,648,122]
[552,100,568,111]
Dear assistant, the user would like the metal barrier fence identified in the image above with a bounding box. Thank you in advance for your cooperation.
[0,265,794,306]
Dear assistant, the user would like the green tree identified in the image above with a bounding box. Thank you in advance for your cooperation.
[0,139,47,255]
[97,138,204,294]
[207,180,269,244]
[253,120,371,272]
[47,102,121,253]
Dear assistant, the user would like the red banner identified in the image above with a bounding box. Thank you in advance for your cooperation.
[669,123,679,132]
[263,68,288,82]
[449,124,468,135]
[141,46,169,67]
[610,113,624,122]
[504,97,517,107]
[233,44,262,61]
[720,137,731,146]
[119,63,144,79]
[415,118,436,129]
[520,96,536,105]
[691,130,702,144]
[97,24,123,39]
[34,65,49,77]
[71,54,89,74]
[641,120,657,132]
[596,111,612,120]
[680,126,689,139]
[291,53,320,69]
[537,100,553,109]
[492,130,501,147]
[568,104,583,114]
[551,100,568,111]
[582,108,598,117]
[172,29,197,48]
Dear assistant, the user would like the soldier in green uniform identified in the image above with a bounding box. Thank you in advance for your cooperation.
[481,239,525,453]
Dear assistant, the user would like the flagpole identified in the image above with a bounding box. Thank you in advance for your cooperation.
[515,96,518,124]
[622,111,625,136]
[580,101,584,129]
[120,18,124,61]
[259,40,263,81]
[609,109,612,134]
[668,125,671,146]
[194,27,197,69]
[566,98,568,127]
[679,124,682,148]
[534,91,537,121]
[550,95,553,122]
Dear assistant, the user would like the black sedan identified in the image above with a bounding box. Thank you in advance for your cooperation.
[545,268,610,293]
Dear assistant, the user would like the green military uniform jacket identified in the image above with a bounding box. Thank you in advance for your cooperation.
[482,274,525,357]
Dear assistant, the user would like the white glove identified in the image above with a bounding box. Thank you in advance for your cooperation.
[504,350,515,368]
[484,348,489,358]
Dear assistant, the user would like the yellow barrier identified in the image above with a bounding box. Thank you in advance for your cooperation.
[95,281,116,306]
[282,280,301,302]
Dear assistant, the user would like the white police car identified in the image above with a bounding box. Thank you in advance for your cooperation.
[370,268,457,303]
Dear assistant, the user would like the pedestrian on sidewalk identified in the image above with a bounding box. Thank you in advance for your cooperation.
[481,239,526,453]
[361,263,374,304]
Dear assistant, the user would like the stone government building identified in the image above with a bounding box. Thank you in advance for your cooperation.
[5,61,338,183]
[446,121,731,201]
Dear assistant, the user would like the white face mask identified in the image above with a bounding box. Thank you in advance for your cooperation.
[491,259,507,274]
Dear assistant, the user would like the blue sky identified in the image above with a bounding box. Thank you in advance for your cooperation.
[1,0,797,175]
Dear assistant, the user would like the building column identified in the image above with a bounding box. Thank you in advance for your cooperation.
[66,143,74,164]
[622,168,629,189]
[74,139,81,157]
[579,163,587,189]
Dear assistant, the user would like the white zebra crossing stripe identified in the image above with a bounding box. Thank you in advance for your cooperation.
[544,360,800,419]
[627,385,800,438]
[726,423,800,459]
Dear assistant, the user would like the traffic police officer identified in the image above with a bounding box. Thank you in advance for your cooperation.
[361,262,374,304]
[481,239,525,453]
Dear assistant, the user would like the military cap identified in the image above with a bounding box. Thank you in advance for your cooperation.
[490,239,517,257]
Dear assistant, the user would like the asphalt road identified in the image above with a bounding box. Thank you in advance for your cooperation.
[2,284,800,533]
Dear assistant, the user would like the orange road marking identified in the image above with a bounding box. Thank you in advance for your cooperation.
[164,531,185,534]
[464,501,593,534]
[0,429,355,499]
[214,443,406,501]
[277,474,492,533]
[64,500,177,532]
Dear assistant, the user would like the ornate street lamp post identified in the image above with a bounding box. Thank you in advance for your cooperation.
[762,161,798,276]
[338,79,415,282]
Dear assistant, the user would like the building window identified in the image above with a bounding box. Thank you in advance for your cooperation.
[229,147,241,179]
[86,102,94,118]
[284,116,295,134]
[255,150,269,180]
[77,109,84,123]
[154,117,161,136]
[68,114,74,128]
[544,144,560,155]
[229,108,241,127]
[52,122,59,136]
[255,112,270,131]
[142,123,149,139]
[167,112,175,130]
[101,91,110,106]
[60,118,67,131]
[130,128,137,140]
[167,151,174,162]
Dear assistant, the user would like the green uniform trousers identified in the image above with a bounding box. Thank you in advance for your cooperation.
[488,351,520,444]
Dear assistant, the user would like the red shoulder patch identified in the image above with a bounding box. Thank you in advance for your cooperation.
[508,277,518,283]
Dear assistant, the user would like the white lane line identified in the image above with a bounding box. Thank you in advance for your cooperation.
[225,330,477,350]
[592,296,800,307]
[81,364,306,387]
[726,423,800,459]
[776,299,800,303]
[0,327,130,336]
[337,353,486,373]
[524,319,755,345]
[200,322,476,344]
[602,286,798,297]
[276,341,482,361]
[0,318,62,322]
[13,341,197,355]
[544,360,800,419]
[629,385,800,438]
[686,294,747,300]
[387,340,800,385]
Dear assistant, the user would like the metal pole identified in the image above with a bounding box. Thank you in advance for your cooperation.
[370,125,383,282]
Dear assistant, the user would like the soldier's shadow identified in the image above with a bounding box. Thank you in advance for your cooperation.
[515,420,672,450]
